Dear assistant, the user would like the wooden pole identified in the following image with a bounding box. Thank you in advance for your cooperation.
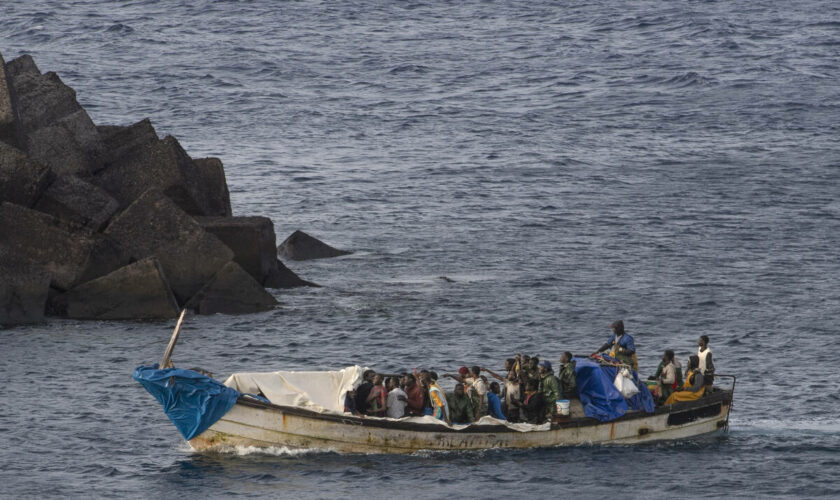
[160,309,187,369]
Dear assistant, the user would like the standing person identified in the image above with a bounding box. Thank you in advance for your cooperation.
[698,335,715,390]
[482,359,520,420]
[557,352,577,400]
[467,366,488,419]
[537,360,560,421]
[593,320,637,369]
[416,369,432,415]
[447,384,475,424]
[402,373,425,416]
[487,382,506,420]
[365,374,387,417]
[422,371,449,424]
[354,370,376,415]
[664,355,705,404]
[385,377,408,418]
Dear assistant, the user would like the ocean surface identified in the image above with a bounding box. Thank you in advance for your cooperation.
[2,0,839,497]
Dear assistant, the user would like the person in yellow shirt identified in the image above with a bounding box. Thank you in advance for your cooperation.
[664,355,705,404]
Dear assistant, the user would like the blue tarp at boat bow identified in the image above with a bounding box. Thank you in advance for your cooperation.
[133,364,240,440]
[597,358,656,414]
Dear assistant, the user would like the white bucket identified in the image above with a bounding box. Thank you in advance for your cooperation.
[556,399,570,416]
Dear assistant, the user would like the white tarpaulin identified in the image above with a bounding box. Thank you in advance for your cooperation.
[224,365,365,413]
[223,365,549,432]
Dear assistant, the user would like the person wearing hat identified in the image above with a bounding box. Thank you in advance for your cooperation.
[537,360,560,421]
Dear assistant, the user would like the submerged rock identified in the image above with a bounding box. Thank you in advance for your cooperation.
[103,189,234,304]
[54,257,180,320]
[263,259,320,289]
[278,230,351,261]
[185,261,278,315]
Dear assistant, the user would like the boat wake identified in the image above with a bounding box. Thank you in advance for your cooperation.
[189,444,331,457]
[731,417,840,435]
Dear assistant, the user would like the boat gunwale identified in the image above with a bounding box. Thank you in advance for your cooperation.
[232,388,733,434]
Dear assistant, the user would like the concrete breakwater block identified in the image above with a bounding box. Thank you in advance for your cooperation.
[53,257,180,320]
[103,189,234,304]
[196,216,278,284]
[35,175,119,231]
[185,261,278,315]
[0,140,52,207]
[263,259,319,289]
[0,247,51,327]
[278,230,351,261]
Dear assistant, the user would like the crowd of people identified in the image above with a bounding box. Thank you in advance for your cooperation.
[342,320,718,424]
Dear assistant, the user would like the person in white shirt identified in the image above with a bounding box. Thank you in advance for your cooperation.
[698,335,715,389]
[385,377,408,418]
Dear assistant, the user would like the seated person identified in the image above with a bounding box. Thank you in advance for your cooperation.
[386,376,408,418]
[512,380,546,424]
[447,383,475,424]
[343,389,362,416]
[402,373,425,416]
[664,355,705,405]
[365,374,387,417]
[487,382,506,420]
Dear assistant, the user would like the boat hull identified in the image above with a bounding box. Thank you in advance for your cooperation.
[189,391,732,454]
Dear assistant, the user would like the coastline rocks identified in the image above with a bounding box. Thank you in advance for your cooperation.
[0,248,51,327]
[263,259,319,289]
[0,140,52,207]
[196,216,278,284]
[185,261,278,315]
[35,175,119,231]
[53,257,180,320]
[0,52,21,147]
[278,230,351,261]
[103,189,234,304]
[0,202,124,290]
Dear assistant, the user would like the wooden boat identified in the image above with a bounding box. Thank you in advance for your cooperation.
[142,311,736,454]
[187,381,735,453]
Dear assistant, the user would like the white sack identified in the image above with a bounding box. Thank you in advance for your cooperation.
[614,367,639,398]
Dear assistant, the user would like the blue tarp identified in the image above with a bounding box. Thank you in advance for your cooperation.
[133,364,240,440]
[572,357,655,422]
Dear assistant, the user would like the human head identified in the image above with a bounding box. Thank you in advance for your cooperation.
[373,374,383,385]
[664,350,674,363]
[560,352,573,364]
[688,355,700,370]
[458,366,469,377]
[403,373,416,387]
[505,358,515,370]
[430,371,439,381]
[385,377,397,390]
[538,360,552,373]
[471,366,481,378]
[529,356,539,370]
[698,335,709,348]
[526,380,538,392]
[611,320,625,336]
[522,354,531,365]
[363,369,376,382]
[454,383,465,395]
[490,382,501,394]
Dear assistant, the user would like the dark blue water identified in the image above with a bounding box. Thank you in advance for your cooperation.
[2,0,840,497]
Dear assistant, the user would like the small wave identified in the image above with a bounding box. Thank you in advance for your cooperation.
[106,23,134,34]
[388,64,430,74]
[662,71,716,88]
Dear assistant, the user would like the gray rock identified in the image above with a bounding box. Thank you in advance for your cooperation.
[0,140,52,207]
[278,230,352,261]
[94,135,209,215]
[186,261,277,315]
[0,245,51,327]
[4,55,41,83]
[35,175,119,231]
[190,157,232,217]
[0,51,22,147]
[196,216,277,283]
[98,118,159,167]
[103,189,233,303]
[55,257,180,320]
[8,66,103,175]
[0,202,101,290]
[263,259,320,288]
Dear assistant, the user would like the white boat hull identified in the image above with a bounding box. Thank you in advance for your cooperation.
[189,392,732,454]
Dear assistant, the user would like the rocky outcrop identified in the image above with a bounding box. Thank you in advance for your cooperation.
[35,175,119,231]
[53,257,180,320]
[185,261,278,315]
[0,247,51,327]
[0,140,52,207]
[0,49,327,325]
[104,189,234,303]
[278,230,351,261]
